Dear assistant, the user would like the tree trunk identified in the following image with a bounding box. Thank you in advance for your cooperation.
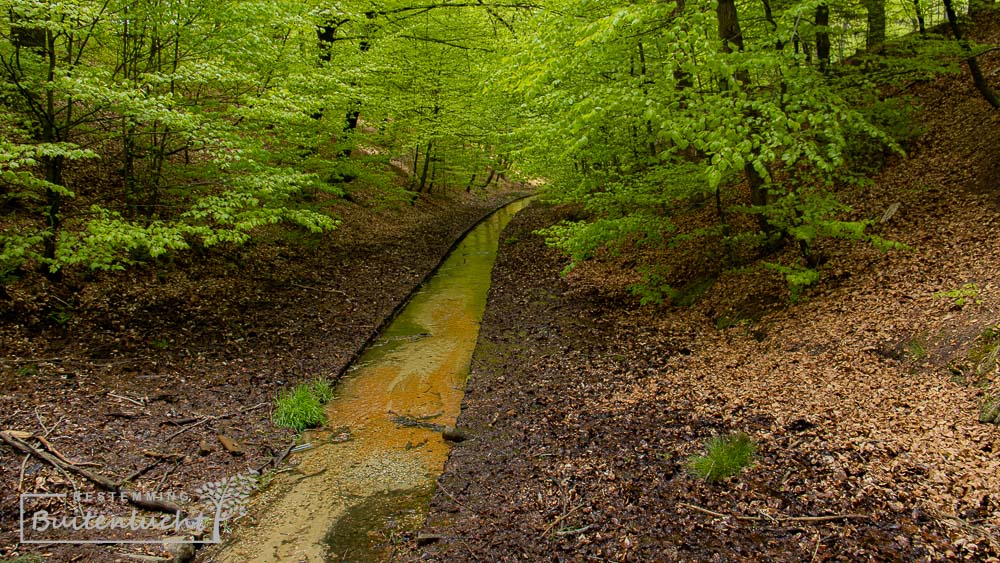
[944,0,1000,108]
[864,0,887,52]
[816,4,831,75]
[717,0,769,232]
[760,0,784,50]
[418,141,433,193]
[42,156,64,268]
[914,0,927,35]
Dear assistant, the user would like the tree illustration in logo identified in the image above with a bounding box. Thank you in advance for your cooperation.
[195,473,256,543]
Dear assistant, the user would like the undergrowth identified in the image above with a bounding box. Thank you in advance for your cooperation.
[686,432,757,482]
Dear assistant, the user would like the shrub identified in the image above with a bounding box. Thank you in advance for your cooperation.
[686,432,757,482]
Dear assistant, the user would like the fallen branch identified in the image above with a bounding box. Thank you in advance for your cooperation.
[162,402,269,443]
[35,435,102,468]
[679,503,868,523]
[436,480,469,512]
[539,503,585,538]
[290,282,348,295]
[257,441,297,474]
[0,431,180,515]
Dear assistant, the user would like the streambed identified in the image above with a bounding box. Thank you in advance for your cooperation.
[214,198,531,561]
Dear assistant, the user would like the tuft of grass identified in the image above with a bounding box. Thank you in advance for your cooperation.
[686,432,757,482]
[949,325,999,388]
[309,377,336,404]
[272,378,337,432]
[980,395,999,425]
[906,335,928,361]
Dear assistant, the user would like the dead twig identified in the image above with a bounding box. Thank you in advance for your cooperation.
[162,402,269,443]
[122,458,166,485]
[257,441,296,474]
[679,503,869,523]
[108,392,146,407]
[290,282,348,295]
[154,457,184,494]
[35,435,102,468]
[539,503,585,538]
[436,480,469,512]
[555,524,594,536]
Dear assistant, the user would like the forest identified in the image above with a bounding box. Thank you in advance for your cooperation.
[0,0,998,560]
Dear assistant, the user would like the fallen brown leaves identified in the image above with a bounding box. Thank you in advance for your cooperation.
[0,187,525,561]
[404,16,1000,563]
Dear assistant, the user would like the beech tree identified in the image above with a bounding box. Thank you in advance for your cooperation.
[0,1,346,275]
[503,0,915,300]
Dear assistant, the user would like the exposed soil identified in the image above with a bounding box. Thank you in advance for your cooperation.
[0,187,526,561]
[399,20,1000,563]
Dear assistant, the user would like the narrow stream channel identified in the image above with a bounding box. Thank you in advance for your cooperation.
[215,198,531,562]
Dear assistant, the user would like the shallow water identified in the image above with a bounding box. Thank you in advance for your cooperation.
[215,198,530,562]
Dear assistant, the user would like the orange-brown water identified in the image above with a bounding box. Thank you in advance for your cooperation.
[215,198,530,562]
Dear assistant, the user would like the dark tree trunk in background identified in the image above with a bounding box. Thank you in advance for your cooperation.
[418,141,433,193]
[864,0,887,51]
[944,0,1000,108]
[816,4,831,75]
[717,0,769,232]
[914,0,927,35]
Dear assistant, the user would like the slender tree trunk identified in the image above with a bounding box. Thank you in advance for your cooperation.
[760,0,784,50]
[944,0,1000,108]
[816,4,831,75]
[410,145,420,190]
[914,0,927,35]
[428,160,438,193]
[637,42,657,157]
[480,168,496,189]
[42,156,63,268]
[418,141,433,193]
[717,0,769,232]
[41,28,63,271]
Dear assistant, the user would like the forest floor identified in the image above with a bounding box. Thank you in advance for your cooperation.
[399,19,1000,563]
[0,186,526,561]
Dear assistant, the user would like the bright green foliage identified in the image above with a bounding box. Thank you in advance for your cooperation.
[272,378,337,432]
[500,0,953,301]
[0,0,523,275]
[933,283,983,307]
[0,0,359,274]
[686,432,758,482]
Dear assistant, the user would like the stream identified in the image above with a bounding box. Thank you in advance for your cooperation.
[215,198,531,562]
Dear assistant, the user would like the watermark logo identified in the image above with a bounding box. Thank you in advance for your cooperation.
[19,473,256,545]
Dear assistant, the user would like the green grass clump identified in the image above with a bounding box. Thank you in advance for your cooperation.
[272,378,337,432]
[686,432,757,482]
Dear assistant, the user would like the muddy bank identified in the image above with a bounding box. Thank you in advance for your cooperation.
[0,188,525,561]
[403,200,998,561]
